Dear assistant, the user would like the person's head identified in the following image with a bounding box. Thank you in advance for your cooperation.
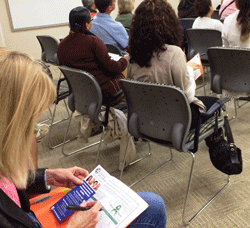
[194,0,213,17]
[69,7,93,33]
[82,0,96,10]
[236,0,250,41]
[129,0,183,67]
[0,48,55,189]
[86,175,93,181]
[118,0,134,14]
[95,0,116,13]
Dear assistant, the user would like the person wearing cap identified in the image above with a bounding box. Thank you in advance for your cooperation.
[90,0,129,55]
[57,6,128,105]
[81,0,98,17]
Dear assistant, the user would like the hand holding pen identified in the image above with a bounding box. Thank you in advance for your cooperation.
[66,201,102,228]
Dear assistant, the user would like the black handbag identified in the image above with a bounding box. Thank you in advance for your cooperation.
[206,112,242,175]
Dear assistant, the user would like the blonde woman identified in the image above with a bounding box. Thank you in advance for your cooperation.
[0,48,101,228]
[0,48,167,228]
[115,0,135,28]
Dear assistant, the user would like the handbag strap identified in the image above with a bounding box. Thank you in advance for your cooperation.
[214,110,219,134]
[224,115,240,164]
[224,115,234,144]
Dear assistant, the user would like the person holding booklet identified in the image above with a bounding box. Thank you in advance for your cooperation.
[0,47,166,227]
[127,0,219,130]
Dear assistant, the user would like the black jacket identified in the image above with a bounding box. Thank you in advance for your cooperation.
[0,169,50,228]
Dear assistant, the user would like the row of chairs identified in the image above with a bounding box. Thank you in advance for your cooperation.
[57,46,250,224]
[55,46,241,224]
[36,35,123,149]
[37,34,249,225]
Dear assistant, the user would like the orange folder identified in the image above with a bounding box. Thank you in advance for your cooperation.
[30,187,72,228]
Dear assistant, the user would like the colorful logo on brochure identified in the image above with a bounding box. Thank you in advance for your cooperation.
[95,167,101,174]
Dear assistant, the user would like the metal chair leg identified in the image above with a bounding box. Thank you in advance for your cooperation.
[61,115,104,156]
[95,126,106,164]
[50,100,70,126]
[233,98,238,119]
[39,107,53,124]
[118,138,172,187]
[129,148,173,188]
[47,100,71,149]
[182,152,230,226]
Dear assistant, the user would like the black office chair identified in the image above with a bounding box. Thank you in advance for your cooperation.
[179,18,195,30]
[106,44,122,56]
[211,10,220,20]
[36,35,60,65]
[179,18,196,57]
[208,46,250,118]
[36,35,70,149]
[120,78,230,225]
[186,29,222,64]
[58,66,124,157]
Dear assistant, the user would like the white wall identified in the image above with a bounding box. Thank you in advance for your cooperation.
[1,0,218,59]
[0,23,6,47]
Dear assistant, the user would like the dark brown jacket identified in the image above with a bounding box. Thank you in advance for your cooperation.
[57,31,127,100]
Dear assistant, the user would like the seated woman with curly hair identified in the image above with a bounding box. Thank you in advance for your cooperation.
[127,0,219,129]
[192,0,223,32]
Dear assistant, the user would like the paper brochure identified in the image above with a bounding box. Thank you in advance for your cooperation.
[187,53,204,80]
[31,165,148,228]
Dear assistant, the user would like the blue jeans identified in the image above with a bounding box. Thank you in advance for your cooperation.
[128,192,167,228]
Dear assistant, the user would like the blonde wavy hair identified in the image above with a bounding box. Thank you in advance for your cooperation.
[118,0,134,14]
[0,48,56,189]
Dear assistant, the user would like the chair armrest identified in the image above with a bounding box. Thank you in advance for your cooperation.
[189,97,230,153]
[202,97,231,117]
[56,77,67,93]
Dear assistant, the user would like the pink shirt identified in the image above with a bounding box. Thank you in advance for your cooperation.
[0,176,21,207]
[219,0,237,19]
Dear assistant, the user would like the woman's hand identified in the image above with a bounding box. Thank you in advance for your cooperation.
[123,53,130,60]
[66,201,102,228]
[46,167,89,189]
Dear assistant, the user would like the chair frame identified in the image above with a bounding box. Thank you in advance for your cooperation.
[58,66,127,159]
[36,36,70,149]
[120,79,230,225]
[208,46,250,119]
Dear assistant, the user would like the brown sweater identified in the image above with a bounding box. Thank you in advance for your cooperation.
[57,31,127,100]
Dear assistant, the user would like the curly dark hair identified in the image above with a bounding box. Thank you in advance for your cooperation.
[194,0,212,17]
[129,0,184,67]
[236,0,250,42]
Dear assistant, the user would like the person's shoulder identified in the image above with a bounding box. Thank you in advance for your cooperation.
[162,45,185,58]
[211,18,223,25]
[224,10,239,23]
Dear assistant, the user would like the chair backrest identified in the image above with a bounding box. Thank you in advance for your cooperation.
[58,66,103,125]
[208,47,250,94]
[179,18,195,30]
[36,35,60,64]
[120,79,192,151]
[186,29,222,61]
[106,44,122,56]
[211,10,220,19]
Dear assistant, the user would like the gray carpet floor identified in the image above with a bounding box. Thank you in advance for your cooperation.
[38,66,250,227]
